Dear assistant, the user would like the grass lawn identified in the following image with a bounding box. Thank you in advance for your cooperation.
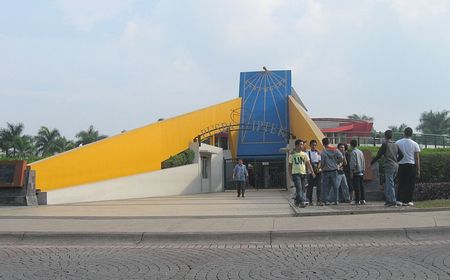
[414,199,450,208]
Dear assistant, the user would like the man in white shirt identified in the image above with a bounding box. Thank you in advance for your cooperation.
[396,127,421,206]
[306,139,323,206]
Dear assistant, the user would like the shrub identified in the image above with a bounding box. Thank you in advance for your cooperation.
[419,153,450,183]
[360,147,450,184]
[161,149,195,169]
[414,182,450,201]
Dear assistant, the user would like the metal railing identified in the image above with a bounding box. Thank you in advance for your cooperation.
[326,132,450,148]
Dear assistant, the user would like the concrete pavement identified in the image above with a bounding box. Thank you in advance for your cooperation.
[0,190,449,244]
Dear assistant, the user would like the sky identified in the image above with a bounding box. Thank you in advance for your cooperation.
[1,0,449,138]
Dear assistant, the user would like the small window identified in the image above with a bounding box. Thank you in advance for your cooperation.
[201,157,209,179]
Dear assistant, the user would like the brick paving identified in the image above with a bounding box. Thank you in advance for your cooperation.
[0,240,449,279]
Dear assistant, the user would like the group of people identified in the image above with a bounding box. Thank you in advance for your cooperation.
[232,127,421,208]
[288,137,366,207]
[287,127,421,208]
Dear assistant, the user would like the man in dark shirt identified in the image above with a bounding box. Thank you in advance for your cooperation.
[371,130,404,206]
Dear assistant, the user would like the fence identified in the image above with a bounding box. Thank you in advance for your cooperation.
[326,132,450,148]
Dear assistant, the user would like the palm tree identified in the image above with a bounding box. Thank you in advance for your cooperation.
[388,123,408,133]
[75,125,107,146]
[416,110,450,135]
[55,137,75,152]
[0,122,25,157]
[347,114,374,122]
[15,135,36,158]
[35,126,62,157]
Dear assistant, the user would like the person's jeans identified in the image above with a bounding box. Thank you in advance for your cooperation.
[353,174,365,202]
[322,171,338,203]
[292,174,307,204]
[336,172,350,202]
[385,165,398,204]
[307,172,322,203]
[236,181,246,197]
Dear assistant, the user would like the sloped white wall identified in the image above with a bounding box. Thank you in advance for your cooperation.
[46,144,224,204]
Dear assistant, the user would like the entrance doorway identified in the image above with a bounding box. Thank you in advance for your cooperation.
[200,155,211,193]
[224,159,286,190]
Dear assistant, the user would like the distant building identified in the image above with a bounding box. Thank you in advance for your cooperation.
[313,118,373,144]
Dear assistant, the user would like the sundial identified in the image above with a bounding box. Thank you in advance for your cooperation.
[237,69,292,156]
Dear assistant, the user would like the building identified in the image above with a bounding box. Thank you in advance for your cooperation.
[29,69,324,204]
[313,118,374,144]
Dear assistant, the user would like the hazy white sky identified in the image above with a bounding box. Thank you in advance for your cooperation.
[1,0,449,138]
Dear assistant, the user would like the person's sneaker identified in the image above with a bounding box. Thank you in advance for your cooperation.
[396,201,403,206]
[407,202,414,206]
[360,200,367,205]
[302,202,309,207]
[331,202,339,206]
[325,202,331,206]
[350,200,359,205]
[402,202,409,206]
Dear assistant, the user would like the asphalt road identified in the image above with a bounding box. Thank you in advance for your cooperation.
[1,240,449,280]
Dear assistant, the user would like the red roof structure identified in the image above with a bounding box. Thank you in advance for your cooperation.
[313,118,373,136]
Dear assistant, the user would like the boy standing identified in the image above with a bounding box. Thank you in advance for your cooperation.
[396,127,420,206]
[371,130,404,206]
[306,140,322,205]
[350,140,366,205]
[289,140,315,207]
[233,159,248,197]
[320,138,343,205]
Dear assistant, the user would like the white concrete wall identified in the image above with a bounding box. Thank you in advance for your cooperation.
[46,163,202,204]
[199,144,224,193]
[46,143,224,204]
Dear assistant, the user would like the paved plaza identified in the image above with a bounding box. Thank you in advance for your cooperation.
[1,240,449,279]
[0,190,449,279]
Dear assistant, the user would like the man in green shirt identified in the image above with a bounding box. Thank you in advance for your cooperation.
[289,140,316,207]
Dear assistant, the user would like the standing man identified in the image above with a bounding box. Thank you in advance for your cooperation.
[306,139,323,206]
[320,137,343,205]
[337,143,351,203]
[233,159,248,198]
[371,130,404,207]
[396,127,421,206]
[289,140,315,207]
[350,139,366,205]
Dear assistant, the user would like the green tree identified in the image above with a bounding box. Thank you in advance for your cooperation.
[15,135,36,158]
[55,136,75,152]
[347,114,374,121]
[0,122,26,157]
[416,110,450,135]
[75,125,107,146]
[35,126,62,157]
[388,123,408,133]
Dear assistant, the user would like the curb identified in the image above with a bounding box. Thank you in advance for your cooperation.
[0,206,449,219]
[1,226,449,246]
[286,197,450,217]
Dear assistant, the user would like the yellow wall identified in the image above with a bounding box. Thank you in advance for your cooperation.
[30,98,242,191]
[288,96,325,150]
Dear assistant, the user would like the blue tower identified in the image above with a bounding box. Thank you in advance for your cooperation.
[237,69,292,158]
